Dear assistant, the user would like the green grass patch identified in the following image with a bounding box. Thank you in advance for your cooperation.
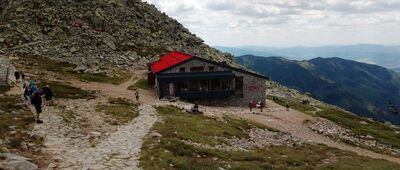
[96,98,139,125]
[128,79,150,90]
[77,71,131,85]
[0,95,41,151]
[0,85,10,94]
[268,95,317,114]
[37,81,95,99]
[320,156,400,170]
[139,105,400,170]
[14,55,130,84]
[316,107,400,151]
[155,105,267,145]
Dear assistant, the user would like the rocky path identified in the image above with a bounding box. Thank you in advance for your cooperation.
[81,104,157,170]
[28,75,158,169]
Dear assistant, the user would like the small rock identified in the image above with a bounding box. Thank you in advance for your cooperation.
[150,132,162,138]
[48,163,57,168]
[90,131,102,137]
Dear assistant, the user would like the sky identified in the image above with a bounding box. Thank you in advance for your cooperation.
[144,0,400,47]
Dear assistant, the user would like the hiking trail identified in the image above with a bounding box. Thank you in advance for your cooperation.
[29,75,158,169]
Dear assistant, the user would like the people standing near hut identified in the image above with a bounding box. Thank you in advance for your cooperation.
[248,99,253,112]
[14,71,20,82]
[259,99,265,112]
[134,89,140,103]
[31,90,43,123]
[42,85,53,106]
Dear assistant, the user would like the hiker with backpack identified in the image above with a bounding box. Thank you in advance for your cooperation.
[31,90,43,123]
[42,85,53,106]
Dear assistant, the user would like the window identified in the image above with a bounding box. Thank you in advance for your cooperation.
[190,67,204,72]
[221,79,232,90]
[178,81,189,93]
[208,66,215,71]
[199,80,209,91]
[210,79,221,91]
[179,67,185,72]
[189,80,200,92]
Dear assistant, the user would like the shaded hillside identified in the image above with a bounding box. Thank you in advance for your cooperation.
[0,0,233,72]
[236,55,400,125]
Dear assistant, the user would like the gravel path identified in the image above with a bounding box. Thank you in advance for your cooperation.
[82,104,157,170]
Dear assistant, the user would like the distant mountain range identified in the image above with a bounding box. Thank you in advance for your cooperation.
[393,68,400,74]
[236,55,400,125]
[216,44,400,69]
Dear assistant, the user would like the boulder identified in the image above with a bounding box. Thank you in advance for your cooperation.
[0,153,38,170]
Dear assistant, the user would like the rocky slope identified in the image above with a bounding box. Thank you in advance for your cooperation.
[0,0,233,71]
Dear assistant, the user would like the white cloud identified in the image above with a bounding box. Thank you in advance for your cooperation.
[144,0,400,46]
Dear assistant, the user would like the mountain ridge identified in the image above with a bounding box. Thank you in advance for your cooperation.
[217,44,400,69]
[236,54,400,125]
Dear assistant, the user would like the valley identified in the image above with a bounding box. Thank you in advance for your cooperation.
[236,55,400,125]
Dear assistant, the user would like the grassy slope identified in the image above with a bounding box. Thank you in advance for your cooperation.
[0,85,10,94]
[316,107,400,150]
[13,55,131,85]
[269,92,400,156]
[38,81,95,100]
[267,95,316,114]
[128,78,150,90]
[96,98,139,125]
[139,106,399,169]
[0,95,46,165]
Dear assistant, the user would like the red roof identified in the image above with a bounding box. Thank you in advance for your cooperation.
[149,51,193,73]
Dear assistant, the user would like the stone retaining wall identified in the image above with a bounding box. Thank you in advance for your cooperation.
[0,57,8,86]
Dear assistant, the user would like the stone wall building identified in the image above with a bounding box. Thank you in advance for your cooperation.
[148,51,268,106]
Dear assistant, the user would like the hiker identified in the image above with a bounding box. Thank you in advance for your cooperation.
[21,72,25,81]
[31,91,43,123]
[134,89,139,102]
[23,83,31,105]
[14,71,20,82]
[29,80,39,94]
[248,99,253,112]
[259,100,265,112]
[286,103,290,111]
[42,85,53,106]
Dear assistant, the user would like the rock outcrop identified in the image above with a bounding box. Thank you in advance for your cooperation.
[0,0,233,70]
[0,153,38,170]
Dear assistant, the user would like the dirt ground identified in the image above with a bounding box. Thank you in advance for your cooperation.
[6,69,400,169]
